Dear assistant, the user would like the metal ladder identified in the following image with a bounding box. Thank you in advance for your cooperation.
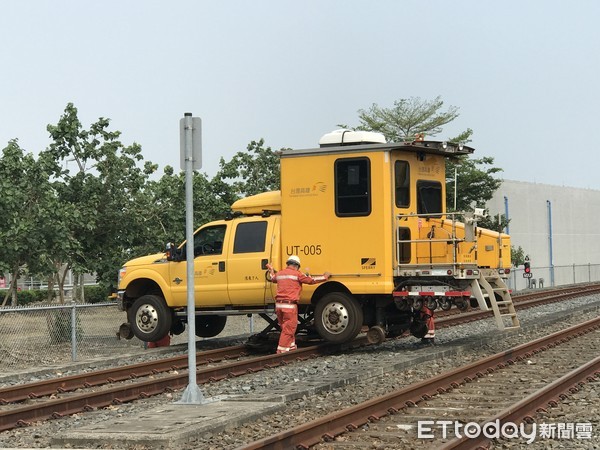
[470,271,520,330]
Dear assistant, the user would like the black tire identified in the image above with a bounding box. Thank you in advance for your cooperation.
[314,292,363,343]
[128,295,172,342]
[170,319,186,336]
[195,315,227,338]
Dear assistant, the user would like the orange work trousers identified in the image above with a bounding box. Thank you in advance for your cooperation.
[275,302,298,353]
[421,306,435,339]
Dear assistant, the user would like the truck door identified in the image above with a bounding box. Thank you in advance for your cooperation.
[392,153,447,267]
[227,216,278,306]
[169,223,232,307]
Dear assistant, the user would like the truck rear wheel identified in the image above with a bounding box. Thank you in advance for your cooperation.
[195,315,227,337]
[128,295,172,342]
[314,292,363,343]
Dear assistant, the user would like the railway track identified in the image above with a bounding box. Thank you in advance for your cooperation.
[1,283,598,435]
[241,315,600,449]
[429,283,600,330]
[0,341,351,432]
[0,345,249,404]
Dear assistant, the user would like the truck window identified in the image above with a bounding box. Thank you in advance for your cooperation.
[192,225,226,256]
[395,160,410,208]
[335,157,371,217]
[417,180,442,216]
[233,221,268,253]
[398,227,411,264]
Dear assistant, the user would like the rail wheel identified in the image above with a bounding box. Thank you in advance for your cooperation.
[128,295,172,342]
[439,298,452,311]
[195,315,227,337]
[314,292,363,343]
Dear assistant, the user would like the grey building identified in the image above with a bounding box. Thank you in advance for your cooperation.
[486,180,600,290]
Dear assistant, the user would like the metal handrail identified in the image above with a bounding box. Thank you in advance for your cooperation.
[396,211,469,269]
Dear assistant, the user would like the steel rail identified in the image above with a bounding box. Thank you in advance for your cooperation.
[0,345,249,404]
[239,315,600,450]
[434,283,600,325]
[440,355,600,449]
[0,340,361,432]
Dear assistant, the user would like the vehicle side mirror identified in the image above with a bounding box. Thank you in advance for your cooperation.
[165,243,181,261]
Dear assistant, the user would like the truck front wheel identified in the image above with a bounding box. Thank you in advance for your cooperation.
[314,292,363,343]
[128,295,172,342]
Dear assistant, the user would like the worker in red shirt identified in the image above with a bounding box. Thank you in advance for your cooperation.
[267,255,331,353]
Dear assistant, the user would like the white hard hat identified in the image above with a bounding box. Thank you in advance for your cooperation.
[286,255,301,267]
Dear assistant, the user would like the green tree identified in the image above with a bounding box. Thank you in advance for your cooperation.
[476,211,509,234]
[42,103,157,295]
[133,138,280,256]
[341,96,473,143]
[0,141,59,305]
[130,165,186,255]
[1,107,285,298]
[446,156,503,212]
[511,245,526,267]
[133,167,236,256]
[215,139,280,197]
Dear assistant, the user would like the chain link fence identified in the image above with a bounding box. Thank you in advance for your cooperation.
[508,263,600,291]
[0,301,256,373]
[0,302,146,372]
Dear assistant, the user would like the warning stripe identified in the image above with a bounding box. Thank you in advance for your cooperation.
[393,290,470,297]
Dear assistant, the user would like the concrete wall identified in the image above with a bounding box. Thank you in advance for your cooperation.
[486,180,600,288]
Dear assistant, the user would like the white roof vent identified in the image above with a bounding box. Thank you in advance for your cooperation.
[319,129,386,147]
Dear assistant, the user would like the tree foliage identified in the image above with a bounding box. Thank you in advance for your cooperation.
[0,103,284,304]
[39,103,159,295]
[510,245,526,267]
[215,139,280,197]
[341,96,473,143]
[446,156,503,212]
[0,141,58,305]
[133,167,238,255]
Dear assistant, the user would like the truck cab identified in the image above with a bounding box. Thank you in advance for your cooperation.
[118,199,281,342]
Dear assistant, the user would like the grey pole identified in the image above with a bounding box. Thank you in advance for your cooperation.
[453,167,457,211]
[177,113,205,404]
[503,196,510,234]
[71,301,77,361]
[547,200,555,287]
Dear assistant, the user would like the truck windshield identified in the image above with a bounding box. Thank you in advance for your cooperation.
[191,225,226,256]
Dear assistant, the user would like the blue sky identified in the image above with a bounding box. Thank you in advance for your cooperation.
[2,1,599,189]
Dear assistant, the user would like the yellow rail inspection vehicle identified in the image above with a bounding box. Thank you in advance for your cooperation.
[117,130,518,345]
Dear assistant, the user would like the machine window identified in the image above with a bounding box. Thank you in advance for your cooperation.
[395,160,410,208]
[233,221,268,253]
[335,157,371,216]
[397,227,411,264]
[417,180,442,216]
[192,225,226,257]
